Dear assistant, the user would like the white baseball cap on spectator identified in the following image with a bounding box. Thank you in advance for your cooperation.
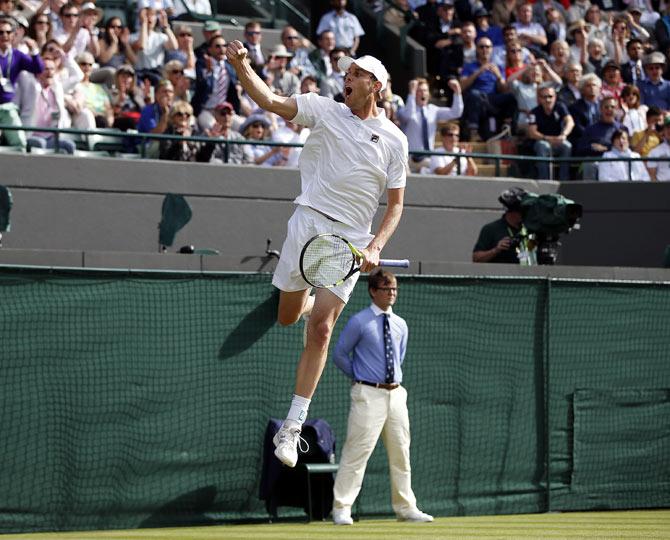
[337,55,388,90]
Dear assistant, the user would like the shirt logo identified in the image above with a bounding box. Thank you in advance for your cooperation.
[371,134,379,143]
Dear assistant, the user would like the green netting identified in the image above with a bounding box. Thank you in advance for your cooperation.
[0,271,668,533]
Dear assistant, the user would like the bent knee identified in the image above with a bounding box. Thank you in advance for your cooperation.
[277,312,301,326]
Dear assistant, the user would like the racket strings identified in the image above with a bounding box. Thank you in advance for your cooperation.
[302,236,353,287]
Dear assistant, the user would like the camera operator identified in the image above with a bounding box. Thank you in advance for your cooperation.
[472,187,527,264]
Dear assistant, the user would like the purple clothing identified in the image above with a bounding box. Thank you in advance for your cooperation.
[0,47,44,103]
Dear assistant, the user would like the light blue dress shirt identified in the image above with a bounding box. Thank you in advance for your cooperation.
[333,304,408,384]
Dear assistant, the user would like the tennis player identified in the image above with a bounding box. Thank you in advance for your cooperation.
[226,41,408,467]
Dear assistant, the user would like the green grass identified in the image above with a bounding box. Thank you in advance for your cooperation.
[3,511,670,540]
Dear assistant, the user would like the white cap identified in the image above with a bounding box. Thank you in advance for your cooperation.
[338,55,388,91]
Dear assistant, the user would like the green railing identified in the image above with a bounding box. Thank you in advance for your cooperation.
[1,124,666,181]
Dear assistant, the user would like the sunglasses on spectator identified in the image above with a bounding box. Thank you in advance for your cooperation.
[170,69,184,74]
[173,112,189,117]
[246,30,261,35]
[0,30,13,35]
[444,132,459,137]
[109,24,122,28]
[477,44,492,49]
[540,93,555,99]
[179,32,192,37]
[213,43,227,48]
[63,12,79,17]
[36,19,49,24]
[78,62,92,66]
[284,35,299,40]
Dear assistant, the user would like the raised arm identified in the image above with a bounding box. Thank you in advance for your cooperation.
[226,40,298,121]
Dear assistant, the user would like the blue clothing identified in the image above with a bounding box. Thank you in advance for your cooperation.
[462,61,502,95]
[576,120,621,157]
[638,78,670,110]
[137,102,163,133]
[476,26,504,47]
[0,47,44,103]
[191,57,240,116]
[333,304,408,385]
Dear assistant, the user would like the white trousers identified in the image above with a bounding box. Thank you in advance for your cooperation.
[332,382,418,515]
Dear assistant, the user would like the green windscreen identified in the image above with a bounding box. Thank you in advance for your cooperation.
[0,271,668,533]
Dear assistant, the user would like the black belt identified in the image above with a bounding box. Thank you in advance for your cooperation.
[355,380,400,390]
[307,206,340,222]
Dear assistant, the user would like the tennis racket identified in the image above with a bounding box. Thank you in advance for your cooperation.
[299,233,410,289]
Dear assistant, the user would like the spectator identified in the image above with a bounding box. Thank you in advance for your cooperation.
[78,2,101,58]
[639,52,670,110]
[130,7,178,87]
[319,47,347,100]
[557,61,583,107]
[110,63,143,131]
[397,76,463,171]
[620,38,645,85]
[567,20,589,67]
[621,83,647,134]
[165,24,196,77]
[135,0,175,25]
[194,20,220,60]
[491,0,518,28]
[299,73,320,94]
[137,79,174,159]
[548,40,571,80]
[97,17,137,71]
[239,113,276,166]
[18,57,75,153]
[474,8,503,47]
[308,30,336,83]
[315,0,364,57]
[566,0,591,25]
[428,122,477,176]
[27,12,52,50]
[263,44,300,97]
[268,118,309,167]
[460,36,516,141]
[575,95,621,179]
[600,60,625,103]
[170,0,211,20]
[646,116,670,181]
[208,101,245,164]
[584,38,607,78]
[73,50,113,127]
[597,128,649,181]
[631,105,662,157]
[0,16,43,148]
[281,25,314,79]
[629,2,657,32]
[527,84,574,180]
[41,39,82,94]
[504,39,527,79]
[512,2,548,55]
[52,3,96,61]
[606,15,635,65]
[492,25,535,71]
[242,20,265,70]
[568,73,601,146]
[192,35,239,131]
[472,187,527,264]
[543,5,568,44]
[584,5,609,42]
[331,269,433,527]
[163,59,190,103]
[533,0,567,27]
[459,20,477,65]
[423,1,462,77]
[158,100,214,162]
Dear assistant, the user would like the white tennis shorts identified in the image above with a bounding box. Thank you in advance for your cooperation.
[272,205,374,303]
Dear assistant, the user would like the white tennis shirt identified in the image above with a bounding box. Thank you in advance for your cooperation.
[291,92,408,233]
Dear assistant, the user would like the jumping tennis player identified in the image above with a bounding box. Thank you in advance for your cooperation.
[226,40,408,468]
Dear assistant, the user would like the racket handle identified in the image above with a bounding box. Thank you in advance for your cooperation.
[380,259,410,268]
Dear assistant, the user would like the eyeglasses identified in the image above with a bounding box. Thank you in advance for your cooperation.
[216,109,233,115]
[213,43,227,48]
[246,30,261,35]
[251,123,264,128]
[179,32,192,37]
[78,62,92,66]
[36,19,49,24]
[477,44,492,49]
[443,132,459,137]
[63,12,79,17]
[173,111,189,117]
[540,94,555,99]
[509,48,522,53]
[284,35,299,40]
[170,69,184,74]
[0,30,13,35]
[109,24,122,28]
[376,287,398,292]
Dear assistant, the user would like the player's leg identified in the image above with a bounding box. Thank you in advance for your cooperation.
[276,289,314,326]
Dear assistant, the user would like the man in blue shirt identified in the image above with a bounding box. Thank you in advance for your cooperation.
[331,269,432,526]
[576,96,621,179]
[638,52,670,110]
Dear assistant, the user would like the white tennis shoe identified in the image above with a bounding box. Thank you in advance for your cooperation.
[273,424,308,467]
[332,507,353,525]
[397,509,433,522]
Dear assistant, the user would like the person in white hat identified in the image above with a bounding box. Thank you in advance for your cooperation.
[226,39,408,472]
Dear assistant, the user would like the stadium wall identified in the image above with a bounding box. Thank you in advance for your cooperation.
[0,268,668,533]
[1,154,669,269]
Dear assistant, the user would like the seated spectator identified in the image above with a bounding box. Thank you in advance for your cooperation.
[543,5,567,45]
[308,30,336,83]
[512,2,548,56]
[27,13,52,50]
[474,8,504,47]
[558,61,583,107]
[600,60,625,103]
[584,38,607,77]
[646,116,670,181]
[568,73,602,146]
[585,5,609,43]
[548,40,571,79]
[72,51,114,127]
[491,0,518,28]
[194,20,221,60]
[421,0,462,77]
[460,36,516,141]
[42,39,82,93]
[110,64,143,131]
[239,113,275,166]
[639,52,670,110]
[319,47,346,100]
[504,39,527,79]
[138,78,174,156]
[621,83,647,134]
[268,119,309,167]
[567,20,589,67]
[165,25,196,78]
[130,8,178,87]
[163,59,191,103]
[299,73,320,94]
[242,20,265,70]
[281,25,314,80]
[597,128,650,181]
[159,101,215,162]
[533,0,567,28]
[575,95,622,179]
[620,38,645,85]
[263,44,300,97]
[94,17,137,88]
[52,3,98,61]
[631,105,663,157]
[527,84,574,180]
[459,21,477,66]
[566,0,590,25]
[208,101,245,164]
[170,0,212,20]
[492,26,534,71]
[316,0,364,57]
[507,60,562,134]
[428,122,478,176]
[397,77,463,171]
[629,2,657,32]
[18,57,75,153]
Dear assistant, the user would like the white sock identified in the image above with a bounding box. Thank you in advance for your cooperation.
[285,394,311,428]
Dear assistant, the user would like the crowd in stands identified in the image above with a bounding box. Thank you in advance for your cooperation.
[0,0,669,180]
